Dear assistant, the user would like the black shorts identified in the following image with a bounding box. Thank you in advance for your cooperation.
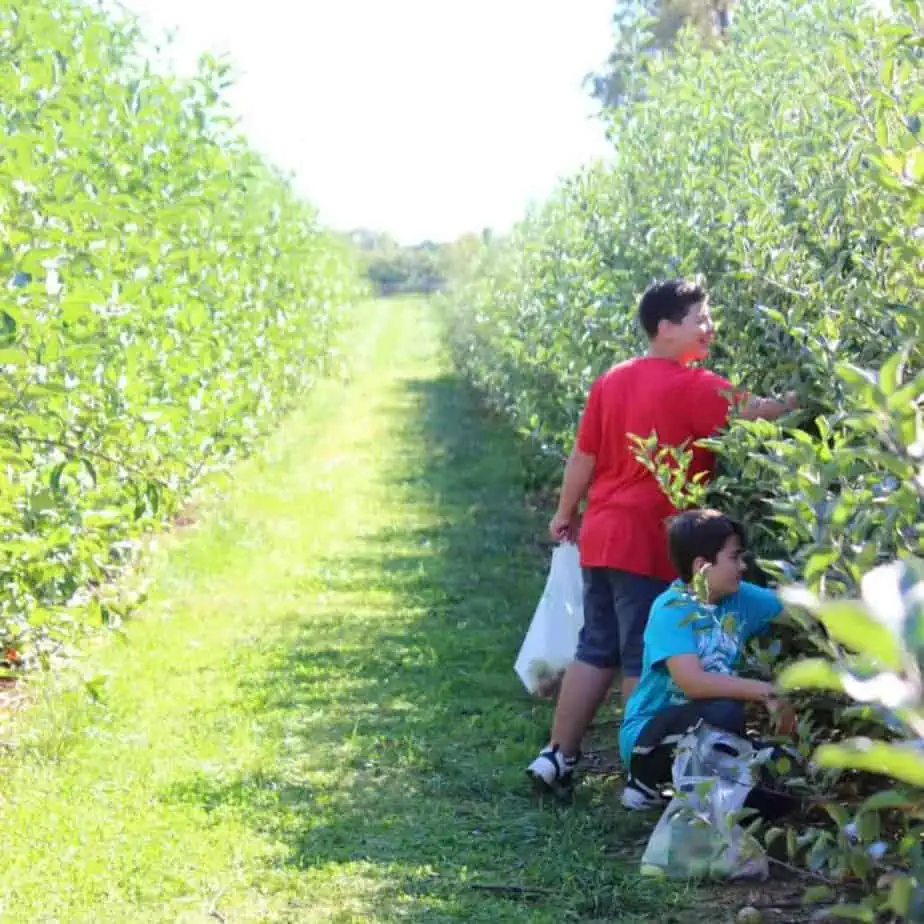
[575,568,668,674]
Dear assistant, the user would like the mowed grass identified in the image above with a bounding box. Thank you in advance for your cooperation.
[0,299,692,923]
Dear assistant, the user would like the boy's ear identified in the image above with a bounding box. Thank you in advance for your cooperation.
[691,556,711,576]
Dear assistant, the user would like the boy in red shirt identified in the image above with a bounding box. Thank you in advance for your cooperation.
[527,279,796,797]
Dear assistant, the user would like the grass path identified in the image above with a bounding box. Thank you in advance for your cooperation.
[0,299,689,923]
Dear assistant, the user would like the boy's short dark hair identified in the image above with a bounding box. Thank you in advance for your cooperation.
[668,509,746,583]
[638,279,707,339]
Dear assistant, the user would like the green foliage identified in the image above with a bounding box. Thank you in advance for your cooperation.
[778,561,924,918]
[0,0,362,664]
[446,0,924,908]
[631,433,711,510]
[448,0,922,588]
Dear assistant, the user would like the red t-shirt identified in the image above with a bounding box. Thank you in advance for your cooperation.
[576,357,735,580]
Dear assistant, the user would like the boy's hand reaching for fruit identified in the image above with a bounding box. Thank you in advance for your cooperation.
[766,695,797,736]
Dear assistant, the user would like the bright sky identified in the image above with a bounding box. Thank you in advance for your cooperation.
[119,0,614,244]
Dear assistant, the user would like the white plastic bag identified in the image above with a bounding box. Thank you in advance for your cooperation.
[640,724,769,881]
[514,543,584,696]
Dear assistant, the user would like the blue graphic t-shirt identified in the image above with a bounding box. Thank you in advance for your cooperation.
[618,580,782,764]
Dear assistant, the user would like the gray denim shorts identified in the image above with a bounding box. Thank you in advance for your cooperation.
[576,568,668,675]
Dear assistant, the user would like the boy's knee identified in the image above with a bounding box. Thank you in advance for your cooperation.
[699,699,745,734]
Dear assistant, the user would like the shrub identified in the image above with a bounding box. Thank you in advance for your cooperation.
[448,0,922,586]
[446,0,924,905]
[0,0,363,664]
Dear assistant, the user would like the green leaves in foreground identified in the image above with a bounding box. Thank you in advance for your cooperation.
[777,559,924,912]
[814,741,924,788]
[781,559,924,706]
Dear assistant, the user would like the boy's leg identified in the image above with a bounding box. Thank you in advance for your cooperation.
[623,700,746,809]
[548,567,621,754]
[548,567,667,749]
[548,661,615,755]
[527,569,617,794]
[610,570,670,696]
[527,569,664,795]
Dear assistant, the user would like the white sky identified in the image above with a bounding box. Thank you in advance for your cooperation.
[118,0,614,244]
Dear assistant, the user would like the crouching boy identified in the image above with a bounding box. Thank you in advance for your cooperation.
[619,509,796,811]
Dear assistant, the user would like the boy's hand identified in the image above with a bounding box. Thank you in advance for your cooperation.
[549,510,580,543]
[766,696,797,736]
[739,392,799,421]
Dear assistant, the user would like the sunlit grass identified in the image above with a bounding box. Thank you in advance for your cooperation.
[0,299,689,923]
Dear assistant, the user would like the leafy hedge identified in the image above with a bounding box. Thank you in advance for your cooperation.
[448,0,924,910]
[1,1,363,663]
[450,0,921,589]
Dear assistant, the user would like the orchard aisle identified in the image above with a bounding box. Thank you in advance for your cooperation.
[0,300,682,923]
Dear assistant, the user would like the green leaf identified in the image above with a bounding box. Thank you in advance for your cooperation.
[857,810,881,843]
[824,802,849,829]
[878,350,905,397]
[816,740,924,787]
[825,904,874,922]
[849,851,872,880]
[813,601,902,670]
[887,875,914,916]
[758,305,787,326]
[907,148,924,183]
[859,789,912,813]
[881,55,895,91]
[875,115,889,151]
[778,659,843,694]
[805,550,840,584]
[0,347,28,366]
[804,885,836,904]
[1,305,21,329]
[50,462,67,495]
[79,458,98,489]
[836,363,878,392]
[764,826,785,848]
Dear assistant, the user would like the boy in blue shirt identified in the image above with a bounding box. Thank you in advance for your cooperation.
[619,508,796,810]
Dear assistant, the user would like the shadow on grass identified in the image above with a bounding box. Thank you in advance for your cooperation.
[165,373,689,922]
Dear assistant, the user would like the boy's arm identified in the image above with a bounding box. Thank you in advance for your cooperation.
[741,582,785,637]
[668,654,797,733]
[687,372,794,437]
[549,449,595,542]
[550,377,602,543]
[738,391,799,422]
[667,654,774,701]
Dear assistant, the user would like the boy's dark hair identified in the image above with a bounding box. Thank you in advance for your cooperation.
[668,509,746,582]
[638,279,707,339]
